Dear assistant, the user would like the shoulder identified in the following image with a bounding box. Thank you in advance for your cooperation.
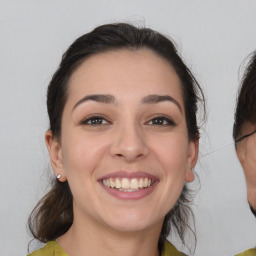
[235,248,256,256]
[162,240,186,256]
[28,241,68,256]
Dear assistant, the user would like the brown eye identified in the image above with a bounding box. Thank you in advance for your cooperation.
[147,117,175,126]
[81,116,109,125]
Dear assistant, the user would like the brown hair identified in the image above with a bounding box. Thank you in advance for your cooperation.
[28,23,205,254]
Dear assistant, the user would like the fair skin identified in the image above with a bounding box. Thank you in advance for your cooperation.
[46,49,198,256]
[236,121,256,212]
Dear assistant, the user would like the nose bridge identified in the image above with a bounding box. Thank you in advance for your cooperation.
[111,116,148,161]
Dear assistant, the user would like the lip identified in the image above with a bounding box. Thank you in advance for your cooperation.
[98,171,159,200]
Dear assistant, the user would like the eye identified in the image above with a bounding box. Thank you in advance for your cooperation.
[146,116,176,126]
[80,115,110,126]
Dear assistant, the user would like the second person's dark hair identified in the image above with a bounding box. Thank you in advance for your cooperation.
[233,51,256,140]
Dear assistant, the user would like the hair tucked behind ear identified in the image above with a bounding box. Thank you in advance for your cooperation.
[28,22,204,253]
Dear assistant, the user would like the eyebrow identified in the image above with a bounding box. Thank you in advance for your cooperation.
[141,94,182,113]
[72,94,115,111]
[72,93,182,113]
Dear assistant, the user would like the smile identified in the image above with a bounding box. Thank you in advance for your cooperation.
[102,177,154,192]
[99,172,158,200]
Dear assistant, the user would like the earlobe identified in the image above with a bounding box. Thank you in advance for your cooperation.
[185,168,195,182]
[45,130,67,182]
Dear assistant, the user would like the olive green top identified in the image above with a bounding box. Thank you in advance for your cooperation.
[28,240,185,256]
[235,248,256,256]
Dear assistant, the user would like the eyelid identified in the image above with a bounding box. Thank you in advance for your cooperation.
[145,115,176,126]
[79,114,112,125]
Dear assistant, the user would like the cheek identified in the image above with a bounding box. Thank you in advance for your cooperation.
[61,132,108,178]
[150,134,189,203]
[151,134,189,173]
[151,136,189,214]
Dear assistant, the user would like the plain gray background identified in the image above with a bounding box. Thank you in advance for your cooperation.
[1,1,256,255]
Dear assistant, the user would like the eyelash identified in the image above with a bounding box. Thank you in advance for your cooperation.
[146,116,176,126]
[80,115,175,127]
[80,115,110,126]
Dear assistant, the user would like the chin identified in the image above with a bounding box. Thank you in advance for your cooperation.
[107,222,158,234]
[103,211,161,233]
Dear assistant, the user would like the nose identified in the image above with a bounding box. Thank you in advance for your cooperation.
[110,123,149,162]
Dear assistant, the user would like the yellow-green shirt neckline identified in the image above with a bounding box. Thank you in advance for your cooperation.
[28,240,185,256]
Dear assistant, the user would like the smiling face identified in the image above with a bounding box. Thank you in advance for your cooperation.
[46,49,198,234]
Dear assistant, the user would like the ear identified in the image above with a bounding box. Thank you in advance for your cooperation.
[185,137,199,183]
[45,130,67,182]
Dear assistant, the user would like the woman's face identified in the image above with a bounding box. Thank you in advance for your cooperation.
[47,49,198,233]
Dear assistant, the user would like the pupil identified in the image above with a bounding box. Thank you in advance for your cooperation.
[92,118,102,124]
[153,118,163,125]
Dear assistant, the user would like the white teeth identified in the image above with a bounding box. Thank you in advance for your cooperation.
[116,179,121,188]
[103,179,110,187]
[102,177,153,190]
[122,178,130,189]
[130,178,139,189]
[143,178,148,188]
[110,178,115,188]
[138,178,144,188]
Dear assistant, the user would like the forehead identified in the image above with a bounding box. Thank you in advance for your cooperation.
[67,49,184,108]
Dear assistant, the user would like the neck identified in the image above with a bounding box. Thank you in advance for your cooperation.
[57,211,163,256]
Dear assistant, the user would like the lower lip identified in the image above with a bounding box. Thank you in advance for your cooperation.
[99,182,158,200]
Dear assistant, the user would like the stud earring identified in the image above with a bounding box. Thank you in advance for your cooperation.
[56,174,62,179]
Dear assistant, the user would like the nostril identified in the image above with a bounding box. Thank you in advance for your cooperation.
[135,154,145,160]
[116,154,123,157]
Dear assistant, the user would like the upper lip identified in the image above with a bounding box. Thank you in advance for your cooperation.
[98,171,159,181]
